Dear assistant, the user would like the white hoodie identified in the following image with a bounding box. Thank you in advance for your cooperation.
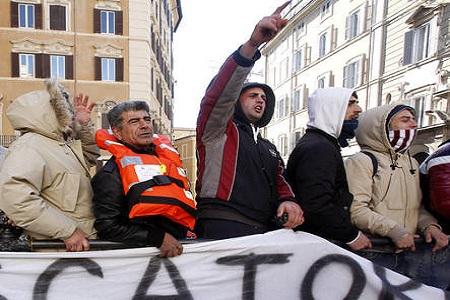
[307,87,354,138]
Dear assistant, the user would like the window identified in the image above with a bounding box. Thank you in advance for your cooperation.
[278,135,288,157]
[346,10,360,40]
[101,58,116,81]
[317,72,332,88]
[319,32,328,58]
[294,130,304,143]
[94,8,123,35]
[292,87,305,112]
[279,38,289,53]
[11,2,42,29]
[292,90,301,112]
[96,57,123,82]
[291,129,305,149]
[318,77,325,88]
[403,24,430,65]
[343,61,360,88]
[101,10,115,34]
[409,96,425,127]
[49,5,67,31]
[19,3,35,28]
[50,55,65,79]
[276,95,289,119]
[321,0,332,19]
[19,54,35,78]
[279,58,289,83]
[295,22,306,43]
[293,49,303,73]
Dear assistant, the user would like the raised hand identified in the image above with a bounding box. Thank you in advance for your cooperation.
[248,1,291,47]
[74,93,96,126]
[241,1,291,59]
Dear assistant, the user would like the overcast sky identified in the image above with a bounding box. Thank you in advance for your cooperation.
[172,0,285,128]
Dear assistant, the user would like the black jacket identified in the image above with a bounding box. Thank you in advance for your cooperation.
[286,128,359,243]
[195,49,296,227]
[92,157,167,247]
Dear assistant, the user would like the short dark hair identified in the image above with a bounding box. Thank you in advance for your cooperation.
[107,100,150,129]
[351,91,358,99]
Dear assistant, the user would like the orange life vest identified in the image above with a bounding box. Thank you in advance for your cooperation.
[96,129,196,230]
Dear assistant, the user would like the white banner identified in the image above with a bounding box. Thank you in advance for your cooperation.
[0,230,446,299]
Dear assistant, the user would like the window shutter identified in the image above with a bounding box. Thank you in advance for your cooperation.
[50,5,66,30]
[11,52,19,77]
[36,54,49,78]
[329,26,335,52]
[10,1,18,27]
[35,4,42,29]
[345,15,350,40]
[115,10,123,35]
[301,85,307,109]
[343,65,348,88]
[93,9,101,33]
[35,54,43,78]
[95,57,101,80]
[403,31,414,65]
[101,113,109,129]
[65,55,73,79]
[362,4,368,32]
[116,58,124,81]
[359,55,366,86]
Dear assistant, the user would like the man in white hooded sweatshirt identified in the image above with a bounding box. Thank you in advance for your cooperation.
[287,88,371,251]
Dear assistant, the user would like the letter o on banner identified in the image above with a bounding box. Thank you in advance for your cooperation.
[301,254,366,300]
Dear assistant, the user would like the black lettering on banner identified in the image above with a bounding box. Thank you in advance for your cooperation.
[33,258,103,300]
[373,264,422,300]
[216,252,292,300]
[133,256,193,300]
[301,254,366,300]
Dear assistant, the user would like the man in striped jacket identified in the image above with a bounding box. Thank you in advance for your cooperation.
[420,140,450,233]
[195,2,304,239]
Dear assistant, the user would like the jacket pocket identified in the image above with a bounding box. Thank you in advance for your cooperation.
[60,173,81,212]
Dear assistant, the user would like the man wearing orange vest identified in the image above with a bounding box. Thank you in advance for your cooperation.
[92,101,196,257]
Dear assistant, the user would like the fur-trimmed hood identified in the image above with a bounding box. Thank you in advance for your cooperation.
[7,80,76,141]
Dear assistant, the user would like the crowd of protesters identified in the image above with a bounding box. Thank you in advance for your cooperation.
[0,0,448,291]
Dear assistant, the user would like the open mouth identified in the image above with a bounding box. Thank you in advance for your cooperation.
[255,105,263,113]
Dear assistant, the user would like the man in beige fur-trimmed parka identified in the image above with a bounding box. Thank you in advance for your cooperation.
[0,80,99,251]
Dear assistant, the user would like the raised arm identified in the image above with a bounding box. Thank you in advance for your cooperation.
[197,2,291,143]
[73,93,100,167]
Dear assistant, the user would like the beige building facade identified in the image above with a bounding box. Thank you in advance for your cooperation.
[173,127,197,197]
[0,0,181,146]
[262,0,450,160]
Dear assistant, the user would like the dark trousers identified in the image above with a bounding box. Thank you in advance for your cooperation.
[195,218,267,240]
[358,243,450,290]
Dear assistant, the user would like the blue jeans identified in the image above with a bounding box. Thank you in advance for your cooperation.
[358,243,450,290]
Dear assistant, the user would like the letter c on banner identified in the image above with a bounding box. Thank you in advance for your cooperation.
[33,258,103,300]
[301,254,366,300]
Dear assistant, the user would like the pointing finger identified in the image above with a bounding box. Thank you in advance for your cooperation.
[272,1,291,16]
